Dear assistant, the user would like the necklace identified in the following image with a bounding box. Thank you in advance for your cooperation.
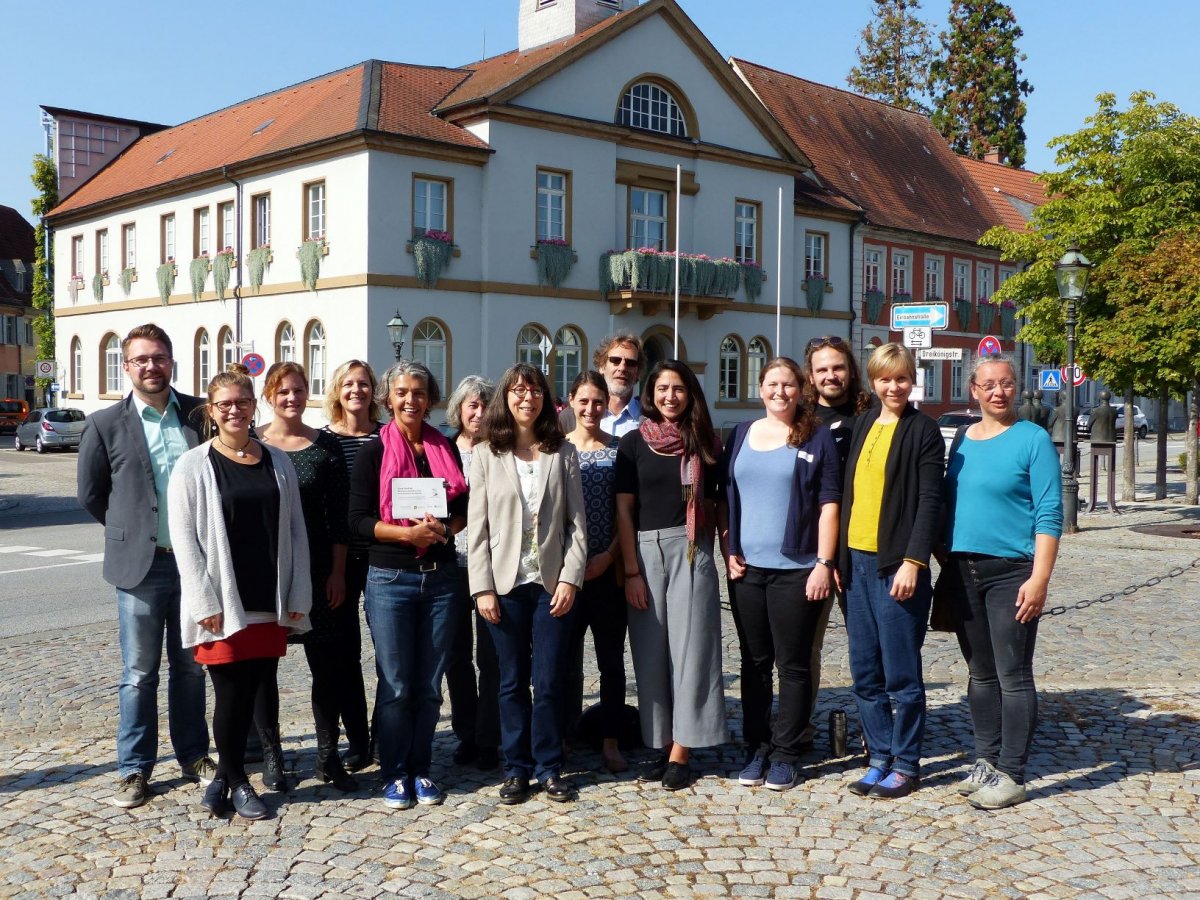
[217,433,252,458]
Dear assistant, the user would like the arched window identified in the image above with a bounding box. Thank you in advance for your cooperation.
[617,81,688,137]
[719,336,742,401]
[103,333,122,394]
[517,324,552,375]
[218,326,236,373]
[747,336,770,400]
[553,326,584,402]
[277,322,296,363]
[70,337,83,395]
[306,320,326,397]
[412,318,449,395]
[194,329,210,394]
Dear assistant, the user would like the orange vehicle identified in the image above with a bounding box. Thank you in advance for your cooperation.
[0,399,29,433]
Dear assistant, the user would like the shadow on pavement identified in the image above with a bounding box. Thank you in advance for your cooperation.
[0,505,92,530]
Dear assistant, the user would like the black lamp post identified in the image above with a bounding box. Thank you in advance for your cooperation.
[1054,245,1092,534]
[386,311,409,361]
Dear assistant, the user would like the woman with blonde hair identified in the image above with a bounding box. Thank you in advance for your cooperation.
[837,342,942,800]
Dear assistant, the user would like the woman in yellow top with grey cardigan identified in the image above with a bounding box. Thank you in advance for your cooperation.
[836,343,943,800]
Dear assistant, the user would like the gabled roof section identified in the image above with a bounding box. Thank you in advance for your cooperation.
[0,205,35,262]
[49,62,488,221]
[957,155,1047,232]
[734,59,997,244]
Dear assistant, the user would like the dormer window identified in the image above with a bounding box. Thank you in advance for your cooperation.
[617,81,688,137]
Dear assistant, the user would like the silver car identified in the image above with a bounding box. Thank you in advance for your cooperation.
[14,408,87,453]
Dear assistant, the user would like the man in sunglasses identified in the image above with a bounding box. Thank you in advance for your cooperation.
[558,333,644,436]
[78,324,215,809]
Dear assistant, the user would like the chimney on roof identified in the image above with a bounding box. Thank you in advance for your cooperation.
[983,148,1003,164]
[518,0,637,52]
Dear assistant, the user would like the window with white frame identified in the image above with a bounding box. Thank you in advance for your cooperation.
[864,248,882,292]
[71,337,82,394]
[161,214,175,263]
[195,329,210,395]
[306,321,326,396]
[804,232,828,280]
[617,82,687,137]
[999,267,1015,285]
[924,256,942,301]
[413,319,448,393]
[219,327,236,370]
[277,322,296,363]
[104,334,122,393]
[977,265,993,301]
[747,336,769,400]
[921,361,942,402]
[891,250,911,296]
[536,170,567,243]
[719,336,742,401]
[553,327,583,401]
[253,194,271,248]
[950,352,969,403]
[413,177,448,237]
[71,235,84,278]
[123,224,136,269]
[630,188,668,251]
[734,201,758,264]
[96,230,109,275]
[219,202,235,252]
[2,316,16,344]
[953,260,970,300]
[306,181,326,241]
[194,207,210,256]
[517,325,551,373]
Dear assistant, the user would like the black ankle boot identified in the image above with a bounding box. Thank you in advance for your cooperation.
[316,728,357,792]
[258,725,288,792]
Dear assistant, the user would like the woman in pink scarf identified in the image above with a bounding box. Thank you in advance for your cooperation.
[346,360,467,811]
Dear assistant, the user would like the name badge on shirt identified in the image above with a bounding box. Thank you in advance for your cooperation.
[797,450,814,463]
[594,457,614,468]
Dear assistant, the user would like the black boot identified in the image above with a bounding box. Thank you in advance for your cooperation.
[315,727,357,792]
[258,724,289,793]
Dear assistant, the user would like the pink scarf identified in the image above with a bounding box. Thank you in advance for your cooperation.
[640,419,708,560]
[379,421,468,555]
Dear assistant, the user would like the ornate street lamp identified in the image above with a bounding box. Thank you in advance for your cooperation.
[1054,245,1092,534]
[386,311,409,360]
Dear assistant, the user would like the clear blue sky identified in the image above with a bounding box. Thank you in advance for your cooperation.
[5,1,1198,225]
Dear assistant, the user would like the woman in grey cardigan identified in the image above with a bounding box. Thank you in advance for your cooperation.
[168,367,311,820]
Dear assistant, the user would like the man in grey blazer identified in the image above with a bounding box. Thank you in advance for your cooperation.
[77,324,214,809]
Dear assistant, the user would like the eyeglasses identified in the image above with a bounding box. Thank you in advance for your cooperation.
[509,386,544,399]
[125,354,172,369]
[211,399,254,413]
[607,355,640,369]
[806,335,847,353]
[974,380,1017,392]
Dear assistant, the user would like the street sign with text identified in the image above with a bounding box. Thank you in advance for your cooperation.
[916,348,963,361]
[891,303,949,330]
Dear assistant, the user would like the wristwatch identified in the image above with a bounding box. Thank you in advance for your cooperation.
[815,557,836,570]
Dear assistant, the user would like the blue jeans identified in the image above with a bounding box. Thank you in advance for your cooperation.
[845,549,931,778]
[486,583,574,782]
[365,564,459,782]
[115,552,209,778]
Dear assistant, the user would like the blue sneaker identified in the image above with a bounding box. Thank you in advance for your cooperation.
[738,753,768,786]
[413,776,445,806]
[764,760,798,791]
[383,778,414,810]
[848,766,888,796]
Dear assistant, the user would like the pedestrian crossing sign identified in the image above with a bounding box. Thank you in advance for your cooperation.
[1040,369,1062,391]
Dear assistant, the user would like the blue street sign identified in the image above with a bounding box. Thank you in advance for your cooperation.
[1039,369,1061,391]
[890,302,949,330]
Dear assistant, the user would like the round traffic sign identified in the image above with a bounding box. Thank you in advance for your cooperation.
[977,335,1002,357]
[1059,364,1086,387]
[241,353,266,377]
[35,359,55,378]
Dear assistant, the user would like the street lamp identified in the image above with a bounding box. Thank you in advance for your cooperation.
[386,311,409,360]
[1054,244,1092,534]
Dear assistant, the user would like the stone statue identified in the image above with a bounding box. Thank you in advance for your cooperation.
[1090,390,1117,444]
[1033,389,1053,431]
[1016,390,1037,422]
[1049,391,1071,442]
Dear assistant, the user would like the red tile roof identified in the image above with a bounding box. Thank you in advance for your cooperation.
[734,59,998,245]
[957,155,1048,232]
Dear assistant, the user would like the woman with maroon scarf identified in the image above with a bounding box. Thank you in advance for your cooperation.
[347,360,467,811]
[615,360,727,791]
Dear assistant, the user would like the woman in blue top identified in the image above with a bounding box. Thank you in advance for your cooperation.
[717,357,841,792]
[942,356,1062,810]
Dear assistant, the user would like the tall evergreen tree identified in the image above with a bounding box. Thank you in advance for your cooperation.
[929,0,1032,166]
[846,0,935,113]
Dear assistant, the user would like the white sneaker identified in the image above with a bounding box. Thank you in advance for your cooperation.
[955,759,999,796]
[968,771,1026,809]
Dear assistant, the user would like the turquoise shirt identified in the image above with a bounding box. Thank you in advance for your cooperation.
[944,420,1063,559]
[131,390,190,550]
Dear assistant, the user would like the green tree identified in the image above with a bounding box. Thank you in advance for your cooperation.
[929,0,1032,166]
[982,92,1200,502]
[846,0,935,113]
[30,154,58,398]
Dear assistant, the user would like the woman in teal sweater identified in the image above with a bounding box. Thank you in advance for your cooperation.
[942,356,1062,810]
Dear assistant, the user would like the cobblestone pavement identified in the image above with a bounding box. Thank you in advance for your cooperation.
[2,454,1199,897]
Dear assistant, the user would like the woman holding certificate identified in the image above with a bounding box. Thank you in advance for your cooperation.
[347,360,468,812]
[467,363,588,805]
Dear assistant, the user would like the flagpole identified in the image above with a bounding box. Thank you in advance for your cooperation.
[674,164,681,359]
[776,185,783,352]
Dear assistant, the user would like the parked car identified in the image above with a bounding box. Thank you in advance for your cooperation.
[1076,404,1148,440]
[937,409,982,458]
[0,399,29,433]
[13,408,87,453]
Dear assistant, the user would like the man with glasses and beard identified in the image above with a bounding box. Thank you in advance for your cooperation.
[800,335,872,751]
[558,333,644,436]
[78,324,215,809]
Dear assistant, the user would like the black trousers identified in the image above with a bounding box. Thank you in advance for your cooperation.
[563,567,628,738]
[209,657,279,788]
[730,565,827,765]
[444,580,500,750]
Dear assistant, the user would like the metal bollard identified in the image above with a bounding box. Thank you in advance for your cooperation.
[829,709,847,757]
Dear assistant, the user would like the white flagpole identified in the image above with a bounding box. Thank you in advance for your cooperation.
[674,164,681,359]
[776,185,783,352]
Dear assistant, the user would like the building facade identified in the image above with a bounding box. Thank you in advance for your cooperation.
[0,206,37,403]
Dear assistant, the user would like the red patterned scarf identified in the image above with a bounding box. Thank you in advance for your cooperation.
[640,419,705,560]
[379,421,468,555]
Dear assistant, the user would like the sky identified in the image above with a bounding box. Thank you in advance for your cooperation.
[4,0,1199,226]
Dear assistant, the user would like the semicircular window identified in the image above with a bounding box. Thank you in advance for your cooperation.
[617,82,687,137]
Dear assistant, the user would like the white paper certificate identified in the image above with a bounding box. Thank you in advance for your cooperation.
[390,478,448,519]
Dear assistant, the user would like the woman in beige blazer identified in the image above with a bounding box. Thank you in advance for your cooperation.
[467,363,587,805]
